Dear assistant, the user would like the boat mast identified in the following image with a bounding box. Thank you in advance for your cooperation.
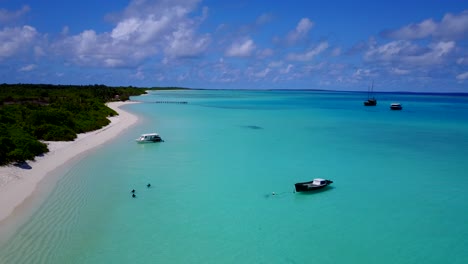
[367,82,371,99]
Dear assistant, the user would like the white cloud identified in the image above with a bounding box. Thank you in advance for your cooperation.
[19,64,36,72]
[381,10,468,40]
[391,67,410,75]
[0,25,38,60]
[251,67,271,78]
[131,68,145,80]
[205,60,241,83]
[456,71,468,80]
[436,10,468,39]
[257,48,274,59]
[352,68,373,79]
[112,15,175,44]
[331,47,341,57]
[55,29,138,67]
[457,57,468,65]
[286,41,328,61]
[111,18,143,41]
[280,64,294,74]
[256,13,273,26]
[268,61,283,68]
[61,26,69,35]
[365,40,416,61]
[364,40,455,66]
[286,18,314,44]
[34,46,45,57]
[382,19,437,40]
[225,38,256,57]
[122,0,200,19]
[104,58,125,67]
[54,0,209,67]
[164,25,210,58]
[0,5,30,24]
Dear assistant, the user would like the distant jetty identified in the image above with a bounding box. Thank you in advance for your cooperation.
[134,100,188,104]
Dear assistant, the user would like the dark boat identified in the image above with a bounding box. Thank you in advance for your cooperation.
[390,103,402,110]
[363,81,377,106]
[136,133,163,143]
[294,178,333,192]
[364,98,377,106]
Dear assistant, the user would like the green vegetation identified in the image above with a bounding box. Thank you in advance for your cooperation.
[0,84,147,165]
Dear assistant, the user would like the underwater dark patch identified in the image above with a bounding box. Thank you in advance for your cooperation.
[242,125,263,129]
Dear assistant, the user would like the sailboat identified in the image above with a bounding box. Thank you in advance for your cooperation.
[363,81,377,106]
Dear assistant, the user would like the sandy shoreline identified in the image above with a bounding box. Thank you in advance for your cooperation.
[0,101,140,223]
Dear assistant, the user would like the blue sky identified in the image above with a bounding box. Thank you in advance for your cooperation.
[1,0,467,92]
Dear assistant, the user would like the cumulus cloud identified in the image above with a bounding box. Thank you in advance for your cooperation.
[286,18,314,45]
[381,10,468,40]
[131,68,145,80]
[331,47,341,57]
[111,15,172,44]
[456,71,468,81]
[225,38,256,57]
[352,68,373,79]
[54,0,209,67]
[257,48,274,59]
[249,67,271,79]
[0,25,38,60]
[206,59,241,83]
[268,61,283,68]
[0,5,30,24]
[164,25,210,58]
[391,67,410,75]
[365,40,455,66]
[457,57,468,65]
[286,41,328,61]
[280,64,294,74]
[19,64,37,72]
[256,13,274,26]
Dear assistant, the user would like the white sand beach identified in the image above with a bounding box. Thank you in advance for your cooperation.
[0,101,140,223]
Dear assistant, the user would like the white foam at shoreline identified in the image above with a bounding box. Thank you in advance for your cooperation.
[0,101,140,223]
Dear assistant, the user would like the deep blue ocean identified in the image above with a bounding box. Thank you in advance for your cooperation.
[1,90,467,263]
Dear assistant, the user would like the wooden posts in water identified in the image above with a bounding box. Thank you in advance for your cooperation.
[152,101,188,104]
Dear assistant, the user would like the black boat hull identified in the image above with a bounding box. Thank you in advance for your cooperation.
[364,99,377,106]
[295,180,333,192]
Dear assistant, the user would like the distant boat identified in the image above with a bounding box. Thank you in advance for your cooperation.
[136,133,163,143]
[294,178,333,192]
[363,81,377,106]
[390,103,402,110]
[364,98,377,106]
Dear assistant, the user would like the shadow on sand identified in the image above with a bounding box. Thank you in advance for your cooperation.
[14,162,32,170]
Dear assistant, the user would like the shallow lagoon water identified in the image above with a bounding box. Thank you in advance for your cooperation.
[1,90,467,263]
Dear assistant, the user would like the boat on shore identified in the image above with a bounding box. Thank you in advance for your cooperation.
[136,133,163,143]
[294,178,333,192]
[390,103,402,110]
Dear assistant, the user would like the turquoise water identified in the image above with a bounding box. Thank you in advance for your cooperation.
[1,90,468,263]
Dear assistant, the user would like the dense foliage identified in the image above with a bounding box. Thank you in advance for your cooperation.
[0,84,146,165]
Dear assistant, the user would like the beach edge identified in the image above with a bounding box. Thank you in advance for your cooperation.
[0,101,140,223]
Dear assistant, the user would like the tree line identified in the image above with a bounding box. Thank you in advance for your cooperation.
[0,84,147,165]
